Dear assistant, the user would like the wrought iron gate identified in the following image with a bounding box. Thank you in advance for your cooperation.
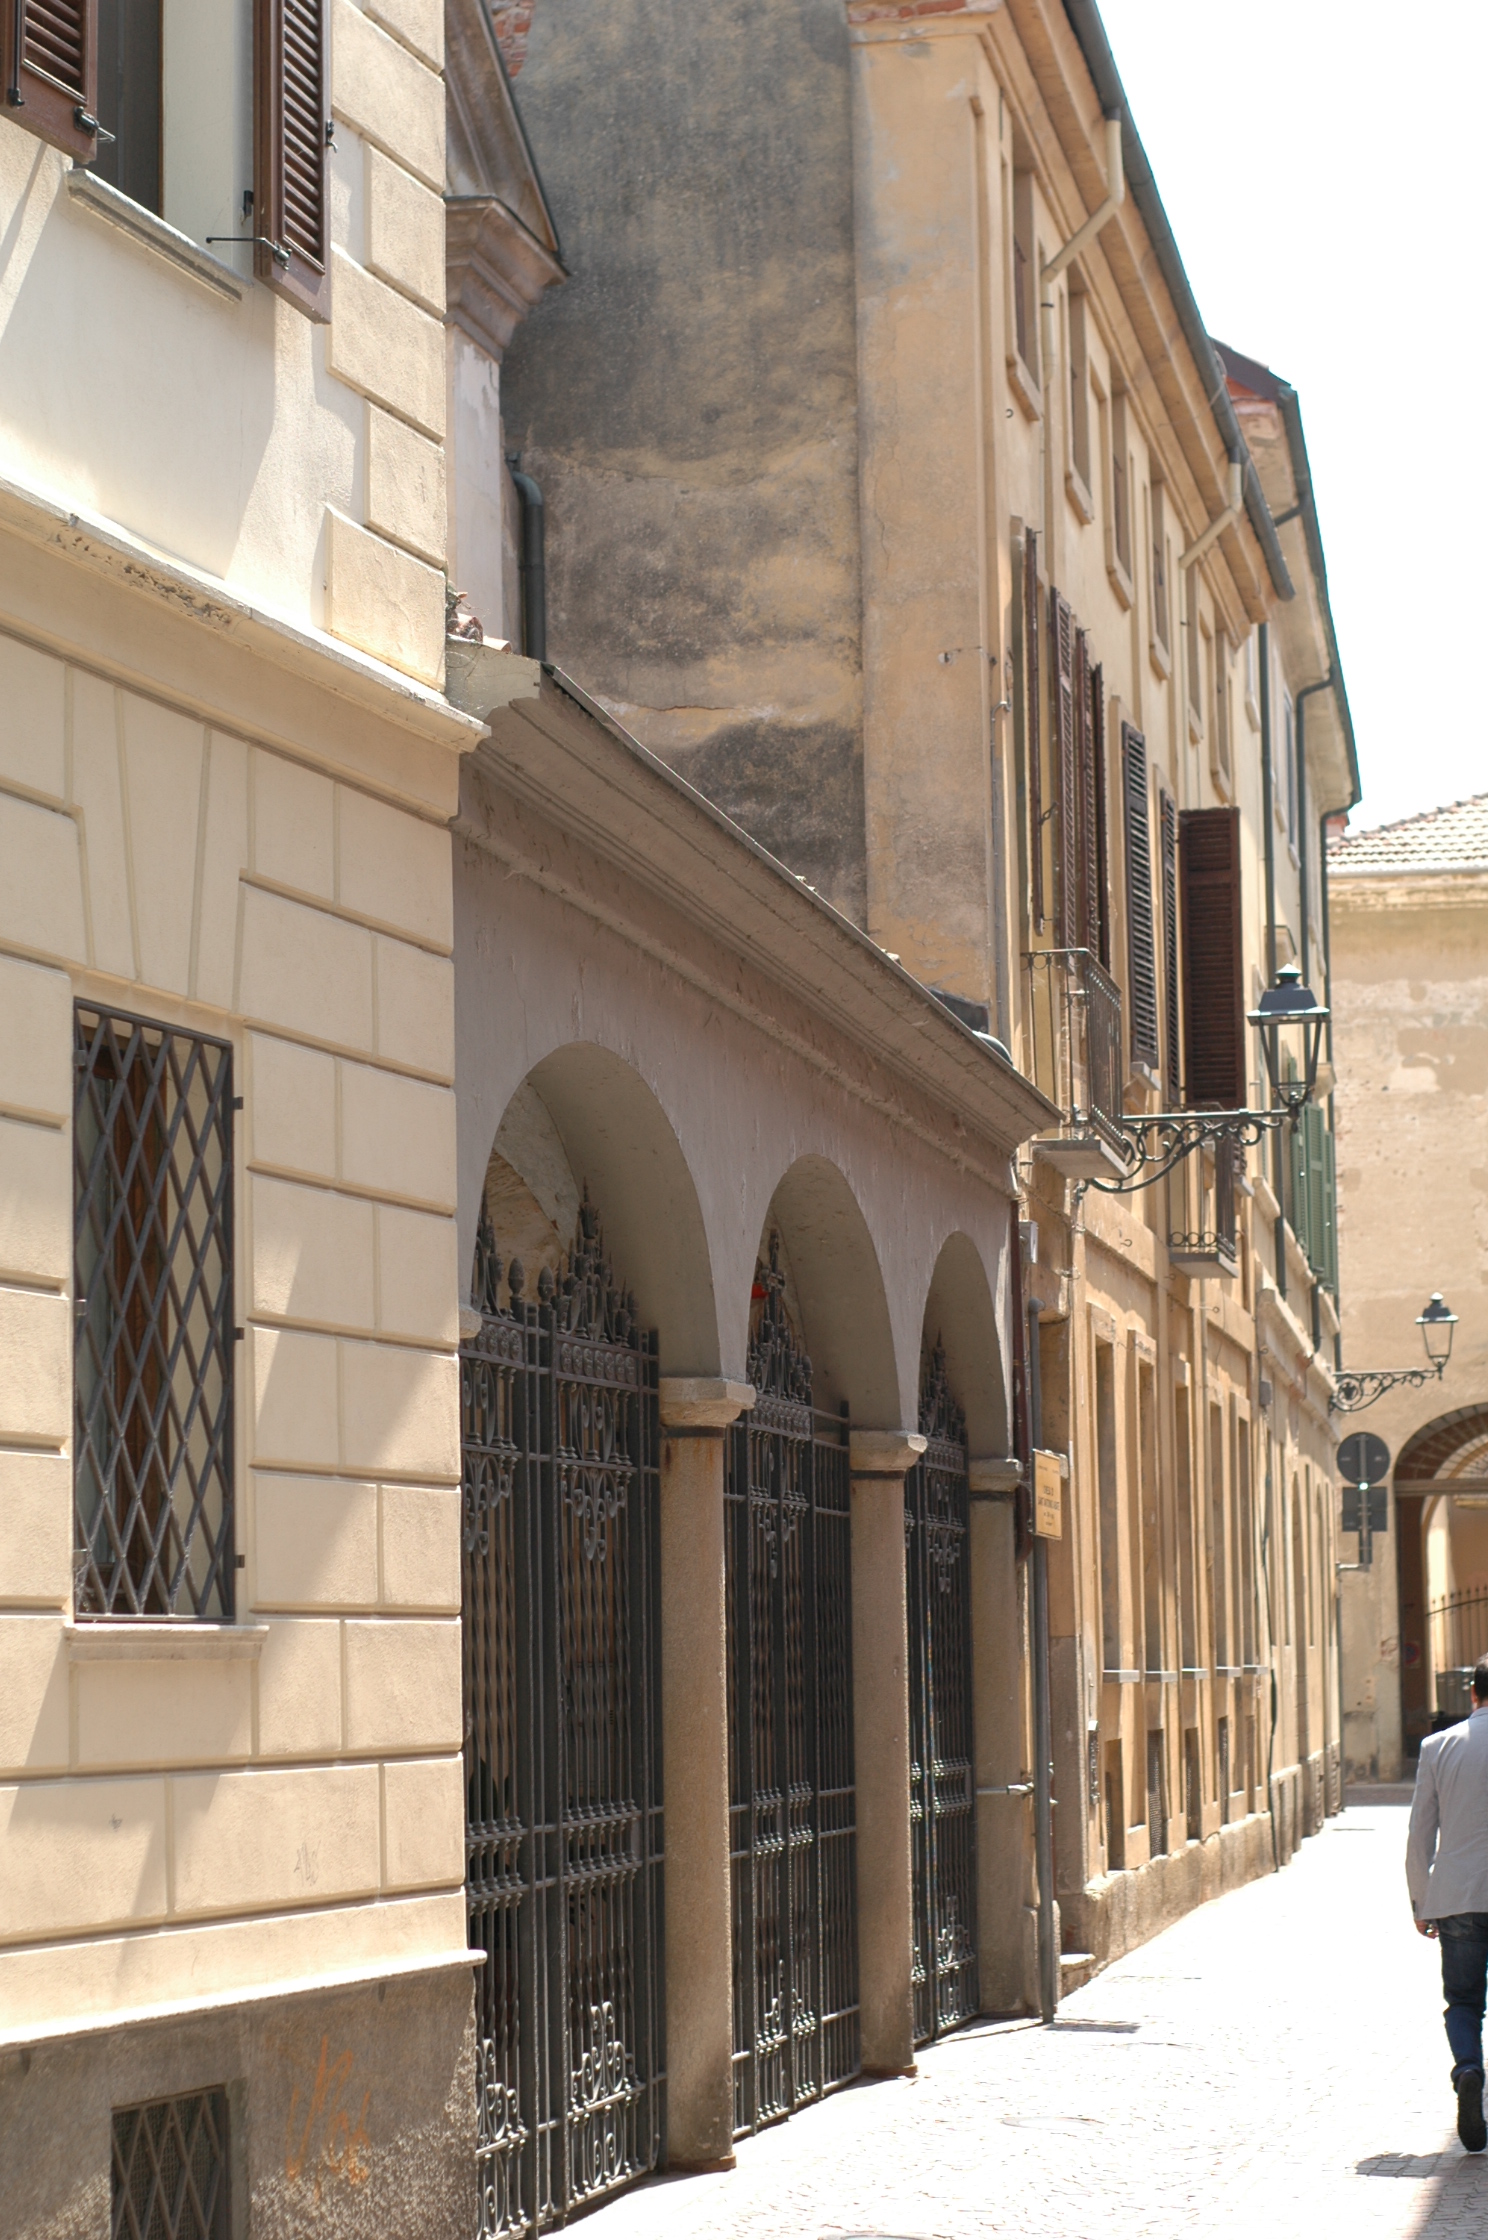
[906,1344,978,2044]
[462,1201,663,2236]
[726,1242,859,2136]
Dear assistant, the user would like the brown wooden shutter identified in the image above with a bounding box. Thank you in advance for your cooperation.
[1121,724,1159,1069]
[255,0,330,318]
[1051,586,1077,946]
[1160,790,1180,1091]
[3,0,99,159]
[1023,530,1043,927]
[1179,805,1245,1108]
[1087,658,1109,967]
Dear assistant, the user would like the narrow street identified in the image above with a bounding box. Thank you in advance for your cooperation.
[587,1801,1488,2240]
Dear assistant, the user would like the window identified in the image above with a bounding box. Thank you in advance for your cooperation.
[1178,806,1245,1109]
[1211,631,1232,793]
[1121,724,1159,1070]
[1149,483,1170,661]
[2,0,328,313]
[112,2089,231,2240]
[74,1007,236,1620]
[1010,158,1038,385]
[1067,287,1091,503]
[1110,389,1132,579]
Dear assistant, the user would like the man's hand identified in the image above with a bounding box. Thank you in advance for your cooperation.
[1416,1917,1439,1940]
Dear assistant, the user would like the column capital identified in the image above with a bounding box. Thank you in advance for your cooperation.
[849,1429,927,1478]
[659,1377,755,1430]
[969,1454,1024,1494]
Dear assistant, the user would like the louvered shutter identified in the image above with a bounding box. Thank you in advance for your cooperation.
[1121,725,1159,1069]
[2,0,98,159]
[1178,805,1245,1108]
[1051,587,1077,946]
[256,0,330,317]
[1160,791,1180,1091]
[1086,660,1109,965]
[1023,530,1043,926]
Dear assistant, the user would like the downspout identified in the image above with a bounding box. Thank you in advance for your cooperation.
[1027,1291,1059,2024]
[506,456,547,662]
[1319,802,1342,1371]
[1258,626,1284,1299]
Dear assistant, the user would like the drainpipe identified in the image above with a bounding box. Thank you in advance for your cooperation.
[1319,799,1343,1371]
[1258,626,1284,1299]
[1179,458,1244,575]
[1027,1293,1059,2024]
[1043,115,1125,284]
[506,456,547,662]
[1294,673,1332,1356]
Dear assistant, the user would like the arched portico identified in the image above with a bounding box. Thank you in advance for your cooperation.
[1396,1404,1488,1732]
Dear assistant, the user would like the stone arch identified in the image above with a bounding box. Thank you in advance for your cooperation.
[756,1154,900,1428]
[918,1231,1009,1457]
[1397,1404,1488,1488]
[476,1040,720,1376]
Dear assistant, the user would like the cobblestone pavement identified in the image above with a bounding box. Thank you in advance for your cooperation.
[584,1801,1488,2239]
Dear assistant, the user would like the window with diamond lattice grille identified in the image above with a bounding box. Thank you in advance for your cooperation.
[73,1007,236,1619]
[111,2090,231,2240]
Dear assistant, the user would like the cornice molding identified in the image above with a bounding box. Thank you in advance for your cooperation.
[446,195,565,362]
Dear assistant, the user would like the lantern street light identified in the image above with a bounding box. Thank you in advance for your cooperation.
[1331,1293,1458,1413]
[1079,965,1332,1198]
[1246,962,1331,1114]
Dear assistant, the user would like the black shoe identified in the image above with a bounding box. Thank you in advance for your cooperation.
[1457,2067,1486,2153]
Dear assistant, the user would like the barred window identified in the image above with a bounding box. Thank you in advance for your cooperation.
[74,1007,236,1620]
[112,2089,231,2240]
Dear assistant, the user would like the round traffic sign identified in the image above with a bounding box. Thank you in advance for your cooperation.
[1338,1431,1391,1488]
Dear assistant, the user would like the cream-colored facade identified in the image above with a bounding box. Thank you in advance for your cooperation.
[1330,797,1488,1779]
[0,5,480,2231]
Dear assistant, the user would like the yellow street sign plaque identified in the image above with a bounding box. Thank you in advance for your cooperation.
[1034,1450,1063,1539]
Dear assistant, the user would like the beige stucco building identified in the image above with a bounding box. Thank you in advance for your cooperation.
[1330,796,1488,1780]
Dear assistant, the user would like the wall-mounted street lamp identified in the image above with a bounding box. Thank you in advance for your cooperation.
[1332,1294,1458,1414]
[1083,964,1329,1197]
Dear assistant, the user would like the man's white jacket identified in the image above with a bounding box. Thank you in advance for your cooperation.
[1408,1704,1488,1919]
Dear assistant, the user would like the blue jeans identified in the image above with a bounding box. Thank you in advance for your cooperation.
[1438,1914,1488,2080]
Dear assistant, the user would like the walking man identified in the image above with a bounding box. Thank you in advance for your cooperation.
[1408,1656,1488,2153]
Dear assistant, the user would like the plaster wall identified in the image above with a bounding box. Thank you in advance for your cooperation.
[497,0,868,923]
[1331,873,1488,1774]
[0,573,469,2045]
[0,0,447,687]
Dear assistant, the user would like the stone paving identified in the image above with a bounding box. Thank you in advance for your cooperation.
[585,1799,1488,2239]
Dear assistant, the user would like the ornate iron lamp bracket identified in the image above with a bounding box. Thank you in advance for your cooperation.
[1330,1363,1446,1415]
[1074,1106,1295,1200]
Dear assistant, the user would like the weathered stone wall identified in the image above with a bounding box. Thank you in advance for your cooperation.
[499,0,868,921]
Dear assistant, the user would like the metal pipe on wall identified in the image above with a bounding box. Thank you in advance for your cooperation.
[1027,1294,1059,2024]
[506,457,547,662]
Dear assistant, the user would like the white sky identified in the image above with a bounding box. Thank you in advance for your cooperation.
[1095,0,1485,832]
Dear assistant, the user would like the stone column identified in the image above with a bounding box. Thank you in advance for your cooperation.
[849,1426,926,2076]
[656,1375,754,2170]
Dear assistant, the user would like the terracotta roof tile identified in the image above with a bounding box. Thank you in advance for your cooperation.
[1328,793,1488,873]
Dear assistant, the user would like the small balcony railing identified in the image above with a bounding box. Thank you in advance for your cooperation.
[1168,1135,1240,1277]
[1024,948,1125,1175]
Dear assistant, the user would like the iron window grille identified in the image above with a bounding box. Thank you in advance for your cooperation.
[112,2089,231,2240]
[73,1006,236,1620]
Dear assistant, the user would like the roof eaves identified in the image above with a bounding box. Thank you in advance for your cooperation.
[1060,0,1294,602]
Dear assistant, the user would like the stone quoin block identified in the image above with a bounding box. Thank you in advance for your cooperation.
[365,143,446,313]
[239,883,376,1053]
[379,1482,460,1611]
[74,1655,254,1773]
[250,1172,377,1333]
[0,1450,72,1608]
[331,0,444,191]
[338,1061,456,1208]
[0,1115,69,1286]
[382,1755,464,1889]
[0,1617,69,1775]
[250,1324,341,1472]
[247,1033,338,1185]
[118,693,204,998]
[0,1775,168,1940]
[0,631,65,798]
[250,747,336,903]
[254,1616,346,1758]
[374,934,454,1078]
[375,1203,459,1346]
[0,1286,70,1446]
[0,955,71,1125]
[343,1617,461,1753]
[339,1338,459,1481]
[366,404,447,567]
[0,793,85,965]
[326,252,446,439]
[324,507,446,688]
[337,784,452,948]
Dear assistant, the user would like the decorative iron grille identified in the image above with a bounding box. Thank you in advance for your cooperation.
[462,1198,663,2237]
[906,1344,978,2046]
[726,1237,859,2137]
[73,1007,235,1620]
[111,2090,230,2240]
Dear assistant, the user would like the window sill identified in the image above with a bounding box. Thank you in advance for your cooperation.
[1149,632,1171,683]
[1065,465,1095,525]
[1105,543,1133,611]
[66,169,245,303]
[1006,349,1042,423]
[65,1622,269,1662]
